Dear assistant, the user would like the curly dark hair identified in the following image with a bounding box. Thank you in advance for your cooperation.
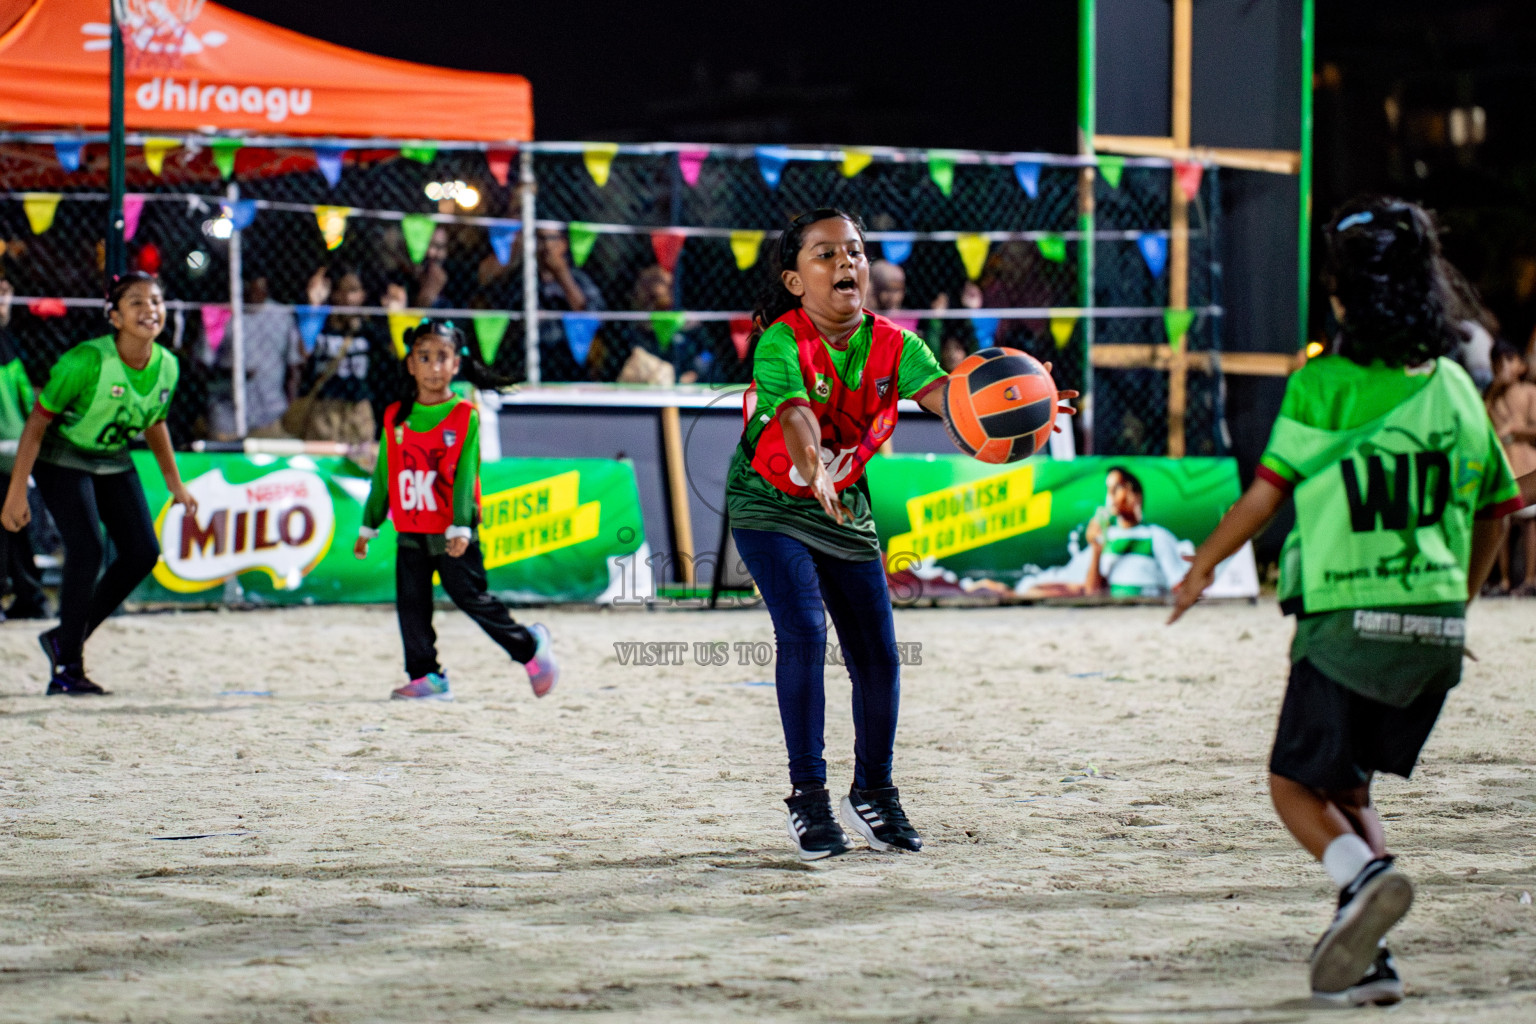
[746,207,866,362]
[1323,195,1455,368]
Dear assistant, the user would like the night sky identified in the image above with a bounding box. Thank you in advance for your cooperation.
[222,1,1079,151]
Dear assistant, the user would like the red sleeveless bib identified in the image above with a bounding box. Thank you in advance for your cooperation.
[383,399,476,534]
[744,309,905,498]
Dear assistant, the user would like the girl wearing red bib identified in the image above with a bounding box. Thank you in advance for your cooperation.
[355,320,558,701]
[728,209,1072,859]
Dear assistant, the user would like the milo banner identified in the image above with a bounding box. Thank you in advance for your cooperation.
[129,453,648,605]
[866,455,1259,599]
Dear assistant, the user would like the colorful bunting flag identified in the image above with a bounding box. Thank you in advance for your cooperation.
[202,305,232,355]
[400,143,438,164]
[1137,234,1168,278]
[485,149,514,187]
[755,147,789,188]
[583,143,619,187]
[314,206,350,250]
[841,149,873,178]
[880,237,913,265]
[1013,161,1041,199]
[210,138,241,180]
[53,139,83,173]
[21,193,61,235]
[1175,161,1204,201]
[928,152,956,197]
[121,193,145,241]
[474,314,511,365]
[677,149,706,186]
[27,298,67,318]
[489,223,518,266]
[1049,314,1077,349]
[1164,307,1196,350]
[730,230,765,271]
[313,145,346,188]
[1036,233,1067,264]
[388,312,419,359]
[955,233,989,280]
[401,214,437,264]
[650,310,687,352]
[296,306,329,351]
[1098,154,1125,189]
[142,137,178,176]
[729,317,753,360]
[651,230,686,273]
[568,222,599,268]
[564,313,600,365]
[972,316,999,347]
[223,199,257,232]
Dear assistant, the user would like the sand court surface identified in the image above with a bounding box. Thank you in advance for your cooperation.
[1,600,1534,1022]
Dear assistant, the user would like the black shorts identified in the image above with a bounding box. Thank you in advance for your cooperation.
[1268,659,1448,792]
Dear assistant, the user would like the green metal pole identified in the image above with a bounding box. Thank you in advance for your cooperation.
[1078,0,1096,453]
[106,0,126,279]
[1297,0,1315,350]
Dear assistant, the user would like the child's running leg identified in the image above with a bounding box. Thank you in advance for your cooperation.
[438,541,536,663]
[1269,775,1384,862]
[31,463,104,668]
[81,471,160,640]
[394,543,444,682]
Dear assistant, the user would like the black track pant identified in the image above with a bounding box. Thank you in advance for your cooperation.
[32,462,160,667]
[0,470,47,617]
[395,536,536,680]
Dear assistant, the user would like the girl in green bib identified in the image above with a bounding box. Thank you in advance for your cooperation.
[0,273,197,694]
[1169,198,1522,1004]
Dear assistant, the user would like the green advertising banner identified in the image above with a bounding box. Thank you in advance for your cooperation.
[866,455,1258,599]
[129,453,647,605]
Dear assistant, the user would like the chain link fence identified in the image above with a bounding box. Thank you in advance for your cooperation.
[0,137,1223,455]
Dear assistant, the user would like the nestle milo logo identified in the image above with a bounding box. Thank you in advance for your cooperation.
[154,468,334,593]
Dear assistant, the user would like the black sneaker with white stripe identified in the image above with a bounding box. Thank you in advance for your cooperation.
[1309,857,1413,995]
[785,787,852,861]
[841,785,923,852]
[1314,944,1403,1006]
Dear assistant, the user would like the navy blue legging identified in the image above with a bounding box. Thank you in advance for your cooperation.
[732,527,901,790]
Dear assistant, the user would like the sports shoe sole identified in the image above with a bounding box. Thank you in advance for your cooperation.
[1313,977,1404,1007]
[1310,872,1414,994]
[390,691,455,702]
[785,816,851,861]
[840,795,904,852]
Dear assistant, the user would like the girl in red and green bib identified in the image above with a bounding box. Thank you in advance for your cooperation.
[728,209,1072,860]
[1,273,197,694]
[354,319,558,702]
[1171,198,1522,1004]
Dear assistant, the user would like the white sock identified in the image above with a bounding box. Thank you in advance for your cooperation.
[1322,834,1375,888]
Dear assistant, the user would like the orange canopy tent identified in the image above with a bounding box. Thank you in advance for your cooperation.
[0,0,532,141]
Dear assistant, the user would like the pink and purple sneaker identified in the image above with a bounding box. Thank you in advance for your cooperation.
[524,623,559,698]
[391,671,453,701]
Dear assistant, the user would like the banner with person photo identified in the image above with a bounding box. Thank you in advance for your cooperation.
[128,453,648,606]
[866,455,1259,600]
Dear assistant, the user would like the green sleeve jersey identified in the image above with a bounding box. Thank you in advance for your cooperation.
[1260,355,1520,706]
[0,331,33,473]
[37,337,178,474]
[363,400,481,553]
[727,316,945,561]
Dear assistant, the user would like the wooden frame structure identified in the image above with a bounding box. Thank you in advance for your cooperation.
[1082,0,1313,456]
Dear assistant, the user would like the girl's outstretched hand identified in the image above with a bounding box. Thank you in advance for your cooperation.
[446,536,469,558]
[806,444,844,525]
[1040,361,1080,432]
[354,536,369,559]
[1,491,29,532]
[1167,555,1212,625]
[170,484,198,519]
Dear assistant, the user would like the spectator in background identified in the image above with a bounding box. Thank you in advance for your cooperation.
[204,274,302,440]
[294,266,398,444]
[929,280,984,371]
[411,226,453,310]
[615,265,720,385]
[532,229,606,381]
[868,260,918,331]
[1485,341,1536,594]
[1441,259,1497,391]
[0,278,47,619]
